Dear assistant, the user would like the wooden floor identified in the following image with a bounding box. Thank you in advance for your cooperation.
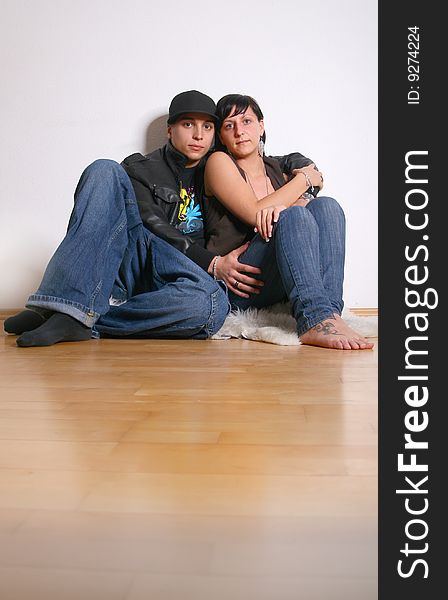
[0,323,378,600]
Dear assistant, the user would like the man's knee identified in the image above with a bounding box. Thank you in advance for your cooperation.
[82,159,124,182]
[76,159,135,213]
[87,158,121,172]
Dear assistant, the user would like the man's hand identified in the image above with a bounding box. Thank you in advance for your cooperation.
[212,242,263,298]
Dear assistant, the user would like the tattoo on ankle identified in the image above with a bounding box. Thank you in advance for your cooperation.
[313,319,342,337]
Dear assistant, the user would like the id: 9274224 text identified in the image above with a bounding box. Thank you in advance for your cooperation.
[407,26,420,105]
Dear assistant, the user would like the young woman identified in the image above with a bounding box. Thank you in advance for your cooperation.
[204,94,373,350]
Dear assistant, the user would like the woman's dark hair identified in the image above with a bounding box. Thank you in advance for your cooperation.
[215,94,266,151]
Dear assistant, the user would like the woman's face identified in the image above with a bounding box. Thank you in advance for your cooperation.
[219,106,264,159]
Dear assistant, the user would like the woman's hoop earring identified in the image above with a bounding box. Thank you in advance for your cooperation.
[258,138,265,157]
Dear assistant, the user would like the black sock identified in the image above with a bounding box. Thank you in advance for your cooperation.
[16,313,92,347]
[4,310,47,335]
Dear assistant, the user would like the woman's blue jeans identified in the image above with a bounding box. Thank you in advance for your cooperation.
[230,200,346,335]
[26,160,229,339]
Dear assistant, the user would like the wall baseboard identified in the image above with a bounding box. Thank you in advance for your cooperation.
[1,307,378,321]
[349,308,378,317]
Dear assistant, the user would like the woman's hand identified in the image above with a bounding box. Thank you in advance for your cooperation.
[255,205,287,241]
[292,164,324,190]
[213,243,264,298]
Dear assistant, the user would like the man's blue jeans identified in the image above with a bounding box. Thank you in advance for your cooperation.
[26,160,229,339]
[230,200,345,335]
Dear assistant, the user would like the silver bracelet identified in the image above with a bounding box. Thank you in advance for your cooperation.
[303,172,312,188]
[212,255,221,280]
[298,170,312,189]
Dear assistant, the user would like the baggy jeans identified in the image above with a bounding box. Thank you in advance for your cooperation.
[27,160,229,339]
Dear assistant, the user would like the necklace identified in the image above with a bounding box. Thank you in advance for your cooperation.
[242,159,270,199]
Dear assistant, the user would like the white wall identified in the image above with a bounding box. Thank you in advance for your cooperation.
[0,0,377,308]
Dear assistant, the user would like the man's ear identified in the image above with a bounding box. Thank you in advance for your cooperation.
[167,126,172,139]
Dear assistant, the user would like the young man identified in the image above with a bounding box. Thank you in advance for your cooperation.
[5,90,230,346]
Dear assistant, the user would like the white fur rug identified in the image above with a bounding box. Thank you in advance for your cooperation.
[212,303,378,346]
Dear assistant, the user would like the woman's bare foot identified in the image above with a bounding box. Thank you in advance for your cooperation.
[299,314,374,350]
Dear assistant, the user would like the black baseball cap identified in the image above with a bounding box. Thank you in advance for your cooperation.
[167,90,217,125]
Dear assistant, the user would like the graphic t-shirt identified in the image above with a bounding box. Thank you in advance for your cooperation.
[175,167,204,245]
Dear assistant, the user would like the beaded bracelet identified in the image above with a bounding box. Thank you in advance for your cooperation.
[212,255,221,280]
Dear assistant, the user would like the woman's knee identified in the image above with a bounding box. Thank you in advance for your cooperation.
[308,196,345,221]
[276,205,317,233]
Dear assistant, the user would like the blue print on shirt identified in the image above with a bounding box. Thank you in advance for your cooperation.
[177,185,203,235]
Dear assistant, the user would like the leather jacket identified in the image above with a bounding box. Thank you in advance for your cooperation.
[122,142,215,271]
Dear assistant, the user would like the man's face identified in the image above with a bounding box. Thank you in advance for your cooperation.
[168,113,215,167]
